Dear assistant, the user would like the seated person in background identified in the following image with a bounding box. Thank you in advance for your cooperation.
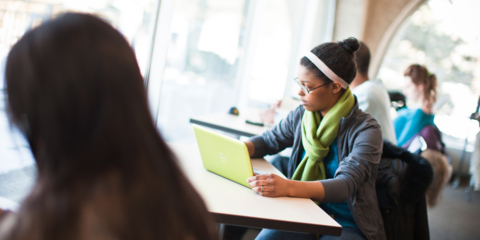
[350,42,397,144]
[0,13,217,240]
[245,38,386,240]
[393,64,451,207]
[259,100,282,126]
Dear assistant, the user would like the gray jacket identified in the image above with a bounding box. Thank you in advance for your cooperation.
[250,101,386,240]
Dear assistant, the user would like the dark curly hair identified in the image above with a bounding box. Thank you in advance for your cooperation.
[300,37,360,85]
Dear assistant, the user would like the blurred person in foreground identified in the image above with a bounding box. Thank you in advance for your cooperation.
[393,64,451,207]
[0,13,217,240]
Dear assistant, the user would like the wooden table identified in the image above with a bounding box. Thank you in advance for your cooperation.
[169,143,342,236]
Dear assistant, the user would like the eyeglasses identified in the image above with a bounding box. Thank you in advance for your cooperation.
[293,77,330,94]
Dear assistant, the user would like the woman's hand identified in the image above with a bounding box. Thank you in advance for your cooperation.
[247,174,326,201]
[247,173,291,197]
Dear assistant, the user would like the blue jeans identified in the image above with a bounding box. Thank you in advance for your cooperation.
[255,227,366,240]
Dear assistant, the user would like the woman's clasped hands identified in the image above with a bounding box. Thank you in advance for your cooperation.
[247,173,291,197]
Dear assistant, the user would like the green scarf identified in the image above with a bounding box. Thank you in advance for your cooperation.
[292,87,355,181]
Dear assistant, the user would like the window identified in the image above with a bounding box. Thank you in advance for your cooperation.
[155,0,250,142]
[151,0,332,142]
[377,1,480,146]
[247,0,292,104]
[0,0,158,174]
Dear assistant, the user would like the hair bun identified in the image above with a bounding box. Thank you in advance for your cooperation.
[339,37,360,54]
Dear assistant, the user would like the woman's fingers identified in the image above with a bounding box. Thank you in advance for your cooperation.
[247,174,279,194]
[252,184,273,193]
[250,182,271,193]
[248,179,268,188]
[246,174,269,183]
[249,178,268,193]
[247,173,290,197]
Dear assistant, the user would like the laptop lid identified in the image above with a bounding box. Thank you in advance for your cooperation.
[192,124,254,188]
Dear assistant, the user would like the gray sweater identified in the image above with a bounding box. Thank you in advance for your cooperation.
[250,101,386,240]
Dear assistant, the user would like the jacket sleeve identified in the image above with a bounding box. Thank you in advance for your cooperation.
[249,106,301,158]
[321,121,383,203]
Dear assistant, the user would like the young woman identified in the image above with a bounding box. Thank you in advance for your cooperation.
[245,38,386,240]
[0,13,217,240]
[394,64,440,148]
[393,64,451,207]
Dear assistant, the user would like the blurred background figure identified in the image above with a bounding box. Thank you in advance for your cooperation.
[259,100,282,126]
[469,97,480,191]
[0,13,217,240]
[350,41,397,144]
[393,64,452,207]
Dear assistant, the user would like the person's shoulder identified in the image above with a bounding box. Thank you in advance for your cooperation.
[342,106,383,145]
[346,104,381,130]
[396,107,416,117]
[352,80,387,97]
[282,104,304,125]
[366,79,389,93]
[352,81,372,94]
[286,104,304,117]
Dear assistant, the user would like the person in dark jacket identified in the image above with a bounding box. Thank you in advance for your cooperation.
[244,38,386,240]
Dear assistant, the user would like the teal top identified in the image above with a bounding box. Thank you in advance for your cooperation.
[301,138,358,228]
[393,108,435,147]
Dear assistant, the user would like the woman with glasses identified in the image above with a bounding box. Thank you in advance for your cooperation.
[245,38,385,240]
[0,13,217,240]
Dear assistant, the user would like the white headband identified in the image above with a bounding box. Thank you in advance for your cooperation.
[305,52,348,89]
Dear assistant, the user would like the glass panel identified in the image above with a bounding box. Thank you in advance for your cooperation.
[248,0,292,104]
[377,1,480,141]
[0,0,157,176]
[157,0,249,141]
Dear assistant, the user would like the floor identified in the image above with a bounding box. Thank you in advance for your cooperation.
[0,166,479,240]
[427,179,480,240]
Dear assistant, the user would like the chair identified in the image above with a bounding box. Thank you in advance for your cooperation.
[376,140,433,240]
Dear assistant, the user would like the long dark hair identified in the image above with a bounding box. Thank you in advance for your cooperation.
[5,13,216,240]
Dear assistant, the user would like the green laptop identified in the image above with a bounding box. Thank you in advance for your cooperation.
[192,124,257,188]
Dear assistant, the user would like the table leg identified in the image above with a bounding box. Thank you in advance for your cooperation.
[218,223,225,240]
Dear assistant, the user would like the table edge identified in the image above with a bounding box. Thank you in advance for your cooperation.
[213,212,342,236]
[189,118,257,137]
